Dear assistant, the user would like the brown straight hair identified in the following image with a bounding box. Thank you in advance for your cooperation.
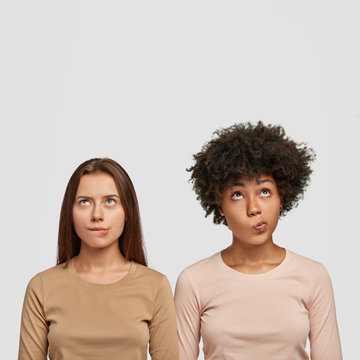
[57,158,147,266]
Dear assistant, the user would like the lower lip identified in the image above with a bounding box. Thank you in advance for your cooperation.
[92,229,108,235]
[255,223,267,232]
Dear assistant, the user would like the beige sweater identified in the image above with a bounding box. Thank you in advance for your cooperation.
[19,259,179,360]
[175,250,342,360]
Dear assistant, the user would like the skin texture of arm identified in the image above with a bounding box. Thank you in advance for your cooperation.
[149,275,179,360]
[18,274,48,360]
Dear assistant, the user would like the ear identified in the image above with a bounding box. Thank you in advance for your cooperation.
[218,205,224,217]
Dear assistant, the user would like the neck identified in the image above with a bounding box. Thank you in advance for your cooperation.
[225,237,284,266]
[76,242,128,272]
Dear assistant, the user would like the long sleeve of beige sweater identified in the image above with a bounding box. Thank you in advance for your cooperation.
[174,250,342,360]
[18,259,179,360]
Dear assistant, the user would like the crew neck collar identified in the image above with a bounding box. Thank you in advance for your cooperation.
[217,249,291,278]
[68,257,136,289]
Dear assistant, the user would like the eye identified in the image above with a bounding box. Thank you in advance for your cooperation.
[231,191,243,200]
[106,198,116,206]
[79,199,90,205]
[260,189,271,197]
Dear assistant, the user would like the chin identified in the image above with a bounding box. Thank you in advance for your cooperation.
[82,240,116,250]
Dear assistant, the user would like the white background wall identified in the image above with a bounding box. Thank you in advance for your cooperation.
[1,1,359,359]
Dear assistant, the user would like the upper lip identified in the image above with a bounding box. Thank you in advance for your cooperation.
[90,227,107,231]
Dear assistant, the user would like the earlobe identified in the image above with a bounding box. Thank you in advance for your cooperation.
[218,206,225,217]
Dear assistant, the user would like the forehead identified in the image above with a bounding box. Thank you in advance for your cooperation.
[227,174,277,187]
[76,172,119,195]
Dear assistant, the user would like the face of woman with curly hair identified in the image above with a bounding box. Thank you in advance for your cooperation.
[219,174,283,247]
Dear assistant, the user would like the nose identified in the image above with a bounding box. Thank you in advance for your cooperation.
[91,203,104,222]
[247,197,261,217]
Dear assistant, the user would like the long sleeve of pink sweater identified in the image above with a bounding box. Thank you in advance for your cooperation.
[174,250,342,360]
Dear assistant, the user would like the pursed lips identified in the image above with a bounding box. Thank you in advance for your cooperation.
[254,221,267,231]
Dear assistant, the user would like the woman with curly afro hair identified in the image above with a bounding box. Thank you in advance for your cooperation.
[174,122,342,360]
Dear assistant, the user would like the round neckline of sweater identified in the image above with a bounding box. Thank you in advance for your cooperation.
[68,257,136,289]
[217,249,292,278]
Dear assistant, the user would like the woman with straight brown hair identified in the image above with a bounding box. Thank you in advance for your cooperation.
[18,158,178,360]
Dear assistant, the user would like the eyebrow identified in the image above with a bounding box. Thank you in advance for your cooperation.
[257,179,274,185]
[229,179,274,188]
[75,194,120,200]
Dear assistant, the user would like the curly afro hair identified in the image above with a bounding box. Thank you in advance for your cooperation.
[188,121,316,225]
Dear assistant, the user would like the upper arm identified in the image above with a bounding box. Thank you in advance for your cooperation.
[149,275,179,360]
[174,270,201,360]
[309,264,342,360]
[18,274,48,360]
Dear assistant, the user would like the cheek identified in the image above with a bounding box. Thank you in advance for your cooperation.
[72,208,87,230]
[224,209,247,230]
[72,209,80,226]
[110,213,126,237]
[111,209,126,226]
[71,214,85,240]
[265,206,281,228]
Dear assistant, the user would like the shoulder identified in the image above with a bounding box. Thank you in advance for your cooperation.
[287,250,326,273]
[180,252,219,275]
[286,250,332,288]
[38,262,72,284]
[176,252,219,290]
[174,253,219,311]
[39,262,69,276]
[132,262,171,291]
[24,263,69,301]
[25,262,74,297]
[27,262,67,284]
[132,263,175,305]
[133,262,166,280]
[286,252,338,311]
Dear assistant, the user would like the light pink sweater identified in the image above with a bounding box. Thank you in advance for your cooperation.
[174,250,342,360]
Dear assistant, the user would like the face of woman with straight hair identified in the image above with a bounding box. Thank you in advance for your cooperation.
[72,172,126,252]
